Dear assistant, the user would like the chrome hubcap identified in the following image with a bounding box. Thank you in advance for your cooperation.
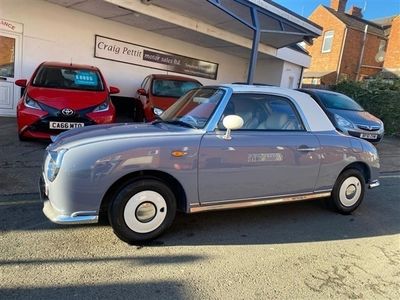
[136,202,157,223]
[345,184,357,199]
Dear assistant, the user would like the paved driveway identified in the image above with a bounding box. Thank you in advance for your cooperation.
[1,117,399,299]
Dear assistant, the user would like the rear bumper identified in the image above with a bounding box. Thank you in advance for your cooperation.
[368,179,380,189]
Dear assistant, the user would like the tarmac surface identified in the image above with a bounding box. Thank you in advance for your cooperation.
[0,116,399,299]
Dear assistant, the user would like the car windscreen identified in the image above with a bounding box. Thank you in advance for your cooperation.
[32,66,104,91]
[151,79,202,98]
[318,92,364,111]
[159,88,224,129]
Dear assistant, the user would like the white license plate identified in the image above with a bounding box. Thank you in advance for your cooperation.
[49,121,84,130]
[360,133,378,139]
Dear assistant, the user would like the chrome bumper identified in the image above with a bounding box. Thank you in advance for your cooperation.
[43,200,98,225]
[368,180,380,189]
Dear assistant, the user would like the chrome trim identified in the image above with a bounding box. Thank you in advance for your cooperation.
[297,147,316,152]
[356,124,380,131]
[43,200,98,224]
[190,191,331,213]
[368,180,380,189]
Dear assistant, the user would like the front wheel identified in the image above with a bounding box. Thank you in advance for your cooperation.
[329,169,365,214]
[109,179,176,244]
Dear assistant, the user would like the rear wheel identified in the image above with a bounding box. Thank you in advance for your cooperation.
[329,169,365,214]
[108,179,176,244]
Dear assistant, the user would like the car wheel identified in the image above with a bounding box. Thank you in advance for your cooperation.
[18,133,28,141]
[109,179,176,244]
[329,169,365,214]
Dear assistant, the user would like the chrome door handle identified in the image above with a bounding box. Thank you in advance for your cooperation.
[297,146,316,152]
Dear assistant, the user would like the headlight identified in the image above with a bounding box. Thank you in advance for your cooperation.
[334,114,354,129]
[47,149,67,182]
[24,95,42,110]
[93,100,109,112]
[153,107,164,116]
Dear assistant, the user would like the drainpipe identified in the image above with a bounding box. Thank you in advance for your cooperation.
[299,66,304,88]
[336,27,348,83]
[356,24,368,81]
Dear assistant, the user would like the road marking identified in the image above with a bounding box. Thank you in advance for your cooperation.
[379,175,400,179]
[0,200,40,206]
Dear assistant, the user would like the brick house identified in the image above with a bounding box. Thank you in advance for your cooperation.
[302,0,400,85]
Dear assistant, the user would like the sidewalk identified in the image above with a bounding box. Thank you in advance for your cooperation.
[0,116,399,197]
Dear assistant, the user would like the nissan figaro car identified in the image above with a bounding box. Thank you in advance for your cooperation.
[41,84,380,244]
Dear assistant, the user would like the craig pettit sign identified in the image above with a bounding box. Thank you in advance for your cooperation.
[94,35,218,80]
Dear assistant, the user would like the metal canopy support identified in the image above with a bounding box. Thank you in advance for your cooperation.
[207,0,317,84]
[248,7,260,84]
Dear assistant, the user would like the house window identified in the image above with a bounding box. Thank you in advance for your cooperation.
[321,31,334,53]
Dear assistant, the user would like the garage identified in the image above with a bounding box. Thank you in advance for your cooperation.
[0,0,321,118]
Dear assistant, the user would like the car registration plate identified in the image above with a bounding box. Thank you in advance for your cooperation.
[360,133,378,139]
[49,121,84,130]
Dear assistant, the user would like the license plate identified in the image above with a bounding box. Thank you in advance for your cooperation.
[360,133,378,139]
[49,121,84,130]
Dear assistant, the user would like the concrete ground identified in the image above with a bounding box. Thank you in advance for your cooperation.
[0,116,399,299]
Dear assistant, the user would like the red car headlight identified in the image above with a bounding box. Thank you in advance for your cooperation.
[93,98,110,113]
[24,95,42,110]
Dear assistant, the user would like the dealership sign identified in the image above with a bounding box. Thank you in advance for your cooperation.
[94,35,218,80]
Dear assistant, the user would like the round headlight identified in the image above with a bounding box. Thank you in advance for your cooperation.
[47,149,67,182]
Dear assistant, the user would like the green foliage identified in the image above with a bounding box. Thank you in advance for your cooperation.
[332,79,400,135]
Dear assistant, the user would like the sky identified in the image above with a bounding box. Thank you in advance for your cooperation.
[273,0,400,20]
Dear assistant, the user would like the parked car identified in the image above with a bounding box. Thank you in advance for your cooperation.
[134,74,202,122]
[298,89,384,144]
[41,84,380,244]
[15,61,119,140]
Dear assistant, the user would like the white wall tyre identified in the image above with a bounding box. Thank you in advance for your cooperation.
[329,169,366,214]
[109,179,176,244]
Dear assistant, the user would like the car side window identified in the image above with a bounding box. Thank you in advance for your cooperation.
[219,93,304,131]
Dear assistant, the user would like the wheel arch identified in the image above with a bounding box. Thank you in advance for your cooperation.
[340,161,371,183]
[99,170,187,222]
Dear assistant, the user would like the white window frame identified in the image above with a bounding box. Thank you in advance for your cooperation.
[321,31,334,53]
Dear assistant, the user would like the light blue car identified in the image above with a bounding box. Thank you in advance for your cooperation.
[41,84,380,244]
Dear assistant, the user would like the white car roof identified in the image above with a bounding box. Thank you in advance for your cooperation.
[220,84,335,132]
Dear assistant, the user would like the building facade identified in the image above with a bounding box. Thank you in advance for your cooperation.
[303,0,399,86]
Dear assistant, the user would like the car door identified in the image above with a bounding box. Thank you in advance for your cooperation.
[198,93,321,203]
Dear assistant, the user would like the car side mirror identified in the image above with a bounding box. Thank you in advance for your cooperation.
[109,86,120,94]
[15,79,27,87]
[222,115,244,140]
[137,88,148,96]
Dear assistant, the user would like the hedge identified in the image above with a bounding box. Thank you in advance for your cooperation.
[332,79,400,136]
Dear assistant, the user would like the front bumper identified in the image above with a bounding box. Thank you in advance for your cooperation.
[40,175,98,225]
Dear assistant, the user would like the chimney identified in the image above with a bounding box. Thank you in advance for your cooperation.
[349,6,363,18]
[331,0,347,13]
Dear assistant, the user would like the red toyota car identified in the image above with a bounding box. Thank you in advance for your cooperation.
[135,74,202,121]
[16,62,119,140]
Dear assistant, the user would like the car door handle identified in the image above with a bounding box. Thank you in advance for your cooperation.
[0,77,7,81]
[297,146,317,152]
